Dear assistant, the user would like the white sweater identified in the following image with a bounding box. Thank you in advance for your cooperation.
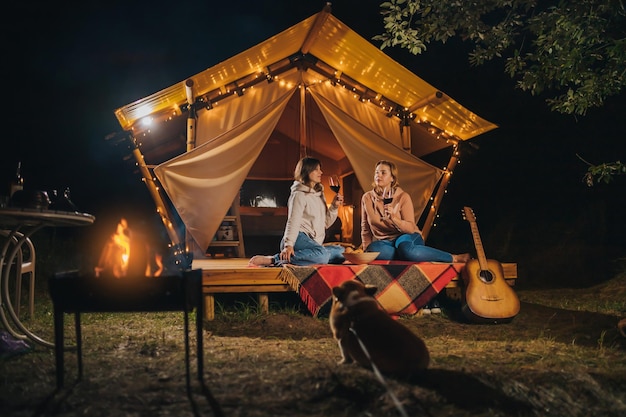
[282,181,338,247]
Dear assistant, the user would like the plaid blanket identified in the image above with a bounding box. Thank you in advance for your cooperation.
[278,261,464,317]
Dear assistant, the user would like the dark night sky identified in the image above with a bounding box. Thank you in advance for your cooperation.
[3,0,625,287]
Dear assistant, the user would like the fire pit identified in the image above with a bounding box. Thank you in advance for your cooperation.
[48,268,203,390]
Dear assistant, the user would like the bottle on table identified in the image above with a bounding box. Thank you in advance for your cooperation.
[9,161,24,198]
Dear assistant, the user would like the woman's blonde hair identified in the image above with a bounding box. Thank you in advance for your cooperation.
[372,160,400,192]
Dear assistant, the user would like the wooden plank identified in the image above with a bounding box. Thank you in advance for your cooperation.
[501,263,517,279]
[258,294,269,314]
[193,258,249,269]
[440,263,517,288]
[194,259,518,277]
[204,295,215,320]
[202,284,290,293]
[206,241,242,247]
[201,270,281,282]
[443,278,516,288]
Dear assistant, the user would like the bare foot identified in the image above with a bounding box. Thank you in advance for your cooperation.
[248,255,274,267]
[452,253,471,263]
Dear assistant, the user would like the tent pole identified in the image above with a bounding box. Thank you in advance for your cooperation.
[299,84,307,158]
[400,112,411,150]
[185,79,196,152]
[128,136,187,267]
[421,144,459,242]
[184,79,201,257]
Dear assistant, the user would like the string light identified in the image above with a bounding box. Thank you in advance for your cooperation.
[122,51,474,161]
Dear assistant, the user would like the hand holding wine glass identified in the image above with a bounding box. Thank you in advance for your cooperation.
[329,175,341,194]
[382,187,393,205]
[382,187,393,219]
[329,175,343,207]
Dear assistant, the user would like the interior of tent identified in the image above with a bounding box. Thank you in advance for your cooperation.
[113,5,497,259]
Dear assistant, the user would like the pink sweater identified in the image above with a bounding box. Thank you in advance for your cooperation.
[360,187,420,250]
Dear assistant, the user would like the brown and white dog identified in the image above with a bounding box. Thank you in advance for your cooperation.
[329,280,430,378]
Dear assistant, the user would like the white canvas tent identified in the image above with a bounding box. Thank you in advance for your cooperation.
[114,5,497,254]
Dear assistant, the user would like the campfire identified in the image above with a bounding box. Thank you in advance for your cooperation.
[94,218,163,278]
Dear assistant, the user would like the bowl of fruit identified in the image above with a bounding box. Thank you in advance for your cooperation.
[343,249,380,264]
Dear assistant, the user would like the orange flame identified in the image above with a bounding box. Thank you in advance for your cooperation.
[95,218,163,278]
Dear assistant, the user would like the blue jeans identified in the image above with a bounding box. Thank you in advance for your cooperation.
[365,239,396,260]
[366,233,453,262]
[274,232,345,266]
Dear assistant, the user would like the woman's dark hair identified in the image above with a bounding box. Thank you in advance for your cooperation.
[294,157,321,185]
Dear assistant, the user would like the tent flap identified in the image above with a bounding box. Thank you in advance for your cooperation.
[154,87,295,250]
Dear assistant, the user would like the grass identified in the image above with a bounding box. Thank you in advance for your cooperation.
[214,297,306,322]
[2,251,626,416]
[518,270,626,315]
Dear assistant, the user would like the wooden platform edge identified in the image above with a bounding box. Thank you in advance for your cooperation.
[198,261,518,320]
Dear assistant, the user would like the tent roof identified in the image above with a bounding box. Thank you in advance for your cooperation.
[114,5,497,144]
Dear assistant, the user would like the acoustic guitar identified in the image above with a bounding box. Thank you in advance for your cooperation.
[461,206,520,323]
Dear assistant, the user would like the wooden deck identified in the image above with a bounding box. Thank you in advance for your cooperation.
[192,258,518,320]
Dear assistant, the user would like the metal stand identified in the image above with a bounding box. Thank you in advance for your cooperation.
[48,269,204,392]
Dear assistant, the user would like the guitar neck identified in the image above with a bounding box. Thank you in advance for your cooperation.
[468,220,489,270]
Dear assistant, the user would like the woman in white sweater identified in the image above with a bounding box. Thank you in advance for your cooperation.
[249,157,345,266]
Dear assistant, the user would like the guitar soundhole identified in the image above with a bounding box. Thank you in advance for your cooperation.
[479,269,494,283]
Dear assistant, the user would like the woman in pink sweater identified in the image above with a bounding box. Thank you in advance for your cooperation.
[361,160,469,263]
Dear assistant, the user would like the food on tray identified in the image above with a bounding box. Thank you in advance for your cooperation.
[344,246,363,254]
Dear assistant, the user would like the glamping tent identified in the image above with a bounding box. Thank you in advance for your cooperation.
[113,4,497,257]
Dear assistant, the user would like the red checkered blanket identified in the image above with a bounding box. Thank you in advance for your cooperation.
[278,261,464,317]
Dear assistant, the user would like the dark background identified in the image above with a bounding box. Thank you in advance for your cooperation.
[2,0,625,288]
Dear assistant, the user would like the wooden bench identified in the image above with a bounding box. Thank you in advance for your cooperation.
[193,259,518,320]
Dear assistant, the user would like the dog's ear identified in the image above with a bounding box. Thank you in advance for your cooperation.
[332,286,344,299]
[364,284,377,296]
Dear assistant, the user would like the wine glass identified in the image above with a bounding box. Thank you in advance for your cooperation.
[329,175,341,194]
[382,187,393,205]
[381,187,393,219]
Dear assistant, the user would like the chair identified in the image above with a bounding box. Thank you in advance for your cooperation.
[0,230,36,319]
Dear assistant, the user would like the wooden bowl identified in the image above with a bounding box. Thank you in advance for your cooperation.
[343,252,380,264]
